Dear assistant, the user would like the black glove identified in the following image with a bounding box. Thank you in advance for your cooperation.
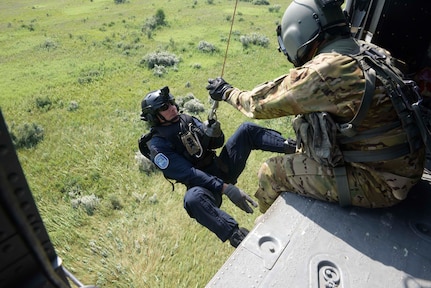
[206,77,233,101]
[223,184,258,213]
[203,119,222,137]
[283,138,297,154]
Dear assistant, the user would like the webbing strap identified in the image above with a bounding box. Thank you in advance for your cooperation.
[349,67,376,127]
[338,121,401,144]
[343,143,410,162]
[334,166,351,207]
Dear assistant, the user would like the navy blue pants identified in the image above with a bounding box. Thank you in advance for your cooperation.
[183,122,286,241]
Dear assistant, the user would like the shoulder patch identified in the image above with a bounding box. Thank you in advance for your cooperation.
[154,153,169,170]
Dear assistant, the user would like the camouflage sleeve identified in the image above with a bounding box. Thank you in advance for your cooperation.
[224,53,365,120]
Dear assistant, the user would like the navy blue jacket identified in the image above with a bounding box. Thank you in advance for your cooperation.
[148,114,225,194]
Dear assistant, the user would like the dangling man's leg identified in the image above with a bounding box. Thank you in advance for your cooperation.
[183,186,239,242]
[218,122,291,184]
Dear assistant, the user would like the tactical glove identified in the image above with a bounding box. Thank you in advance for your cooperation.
[284,138,297,154]
[206,77,233,101]
[223,184,258,213]
[203,119,222,137]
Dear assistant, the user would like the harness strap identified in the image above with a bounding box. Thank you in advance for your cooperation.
[334,166,351,207]
[342,143,410,162]
[346,67,376,128]
[338,121,401,144]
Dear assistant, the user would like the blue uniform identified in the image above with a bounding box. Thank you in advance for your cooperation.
[148,114,287,242]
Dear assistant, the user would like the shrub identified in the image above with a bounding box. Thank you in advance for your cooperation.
[40,38,57,50]
[109,194,123,210]
[197,41,217,53]
[152,64,167,77]
[142,9,167,32]
[35,96,52,111]
[240,33,269,48]
[154,9,166,26]
[71,194,100,215]
[253,0,270,5]
[184,99,205,114]
[268,4,281,12]
[67,101,79,111]
[11,122,44,149]
[77,69,103,84]
[176,93,205,114]
[135,151,157,174]
[140,51,180,69]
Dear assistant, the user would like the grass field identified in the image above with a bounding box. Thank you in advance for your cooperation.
[0,0,294,287]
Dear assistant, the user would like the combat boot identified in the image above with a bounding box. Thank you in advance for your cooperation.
[229,227,249,248]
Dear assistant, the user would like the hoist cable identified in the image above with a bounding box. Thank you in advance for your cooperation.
[208,0,239,121]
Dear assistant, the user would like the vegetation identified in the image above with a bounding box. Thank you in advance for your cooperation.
[0,0,294,287]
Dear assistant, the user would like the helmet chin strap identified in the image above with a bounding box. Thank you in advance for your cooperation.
[157,113,180,125]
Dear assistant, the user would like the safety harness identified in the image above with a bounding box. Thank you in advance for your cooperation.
[139,114,216,168]
[138,114,218,191]
[337,43,431,206]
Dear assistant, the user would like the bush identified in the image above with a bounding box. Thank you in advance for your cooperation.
[135,151,157,174]
[253,0,270,5]
[197,41,217,53]
[77,69,103,84]
[143,9,167,32]
[11,122,44,149]
[183,99,205,114]
[35,96,52,111]
[67,101,79,111]
[40,38,57,50]
[152,64,168,77]
[154,9,166,26]
[140,51,180,69]
[175,94,195,107]
[240,33,269,48]
[268,4,281,12]
[176,93,205,114]
[71,194,100,215]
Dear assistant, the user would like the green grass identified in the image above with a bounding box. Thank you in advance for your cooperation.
[0,0,294,286]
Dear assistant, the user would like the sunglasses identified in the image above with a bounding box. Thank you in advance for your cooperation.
[157,100,174,112]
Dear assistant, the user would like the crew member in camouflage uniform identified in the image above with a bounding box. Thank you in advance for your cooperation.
[207,0,425,213]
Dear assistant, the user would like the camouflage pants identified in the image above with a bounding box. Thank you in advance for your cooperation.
[255,153,421,213]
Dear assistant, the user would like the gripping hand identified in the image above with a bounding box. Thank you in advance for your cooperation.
[223,184,258,213]
[206,77,233,101]
[203,119,222,137]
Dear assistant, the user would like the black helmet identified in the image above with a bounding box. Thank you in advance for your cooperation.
[140,86,176,126]
[277,0,349,67]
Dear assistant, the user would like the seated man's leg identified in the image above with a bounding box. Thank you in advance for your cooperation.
[183,186,238,242]
[255,154,337,213]
[255,154,405,213]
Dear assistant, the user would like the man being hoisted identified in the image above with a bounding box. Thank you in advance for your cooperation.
[138,86,295,247]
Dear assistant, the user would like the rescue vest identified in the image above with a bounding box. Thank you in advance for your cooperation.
[138,114,216,168]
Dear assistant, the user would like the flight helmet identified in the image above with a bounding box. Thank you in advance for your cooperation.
[277,0,349,67]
